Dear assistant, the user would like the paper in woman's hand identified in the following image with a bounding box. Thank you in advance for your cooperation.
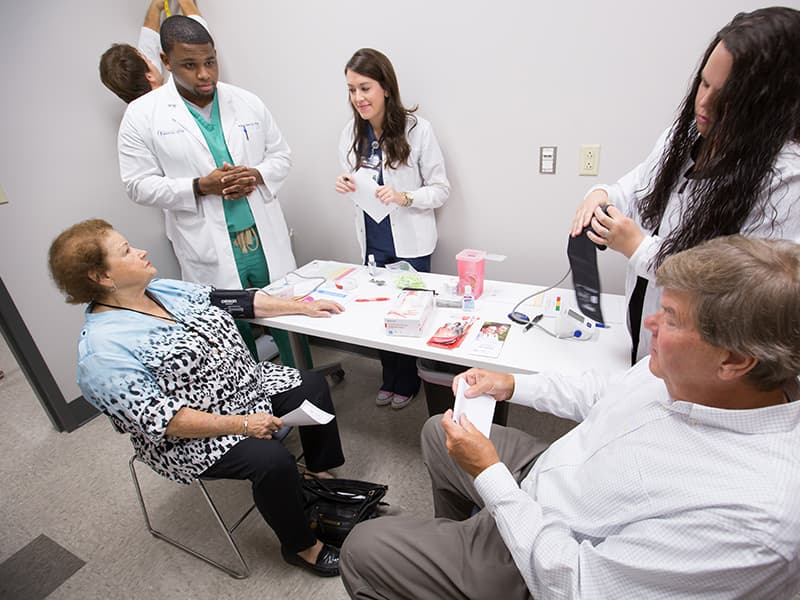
[452,378,495,438]
[349,168,398,224]
[279,400,335,427]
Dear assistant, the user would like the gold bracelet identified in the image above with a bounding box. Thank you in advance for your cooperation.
[243,414,249,436]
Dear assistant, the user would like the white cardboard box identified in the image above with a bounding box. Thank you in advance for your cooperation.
[384,290,435,337]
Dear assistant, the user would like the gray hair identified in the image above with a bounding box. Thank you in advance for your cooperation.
[656,235,800,390]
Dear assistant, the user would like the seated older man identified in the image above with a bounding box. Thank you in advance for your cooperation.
[341,235,800,599]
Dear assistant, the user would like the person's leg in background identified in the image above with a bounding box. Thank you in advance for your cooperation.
[388,254,431,408]
[232,230,314,368]
[368,248,399,405]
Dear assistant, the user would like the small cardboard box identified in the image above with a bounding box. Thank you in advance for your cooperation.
[384,290,435,337]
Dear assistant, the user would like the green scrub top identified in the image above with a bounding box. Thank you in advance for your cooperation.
[185,93,255,233]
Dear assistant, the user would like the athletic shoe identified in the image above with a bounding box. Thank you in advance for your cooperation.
[375,390,394,406]
[391,393,415,410]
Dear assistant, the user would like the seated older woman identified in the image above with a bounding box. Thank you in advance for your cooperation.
[49,219,347,577]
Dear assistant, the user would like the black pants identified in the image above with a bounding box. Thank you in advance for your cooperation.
[201,370,345,554]
[368,250,431,398]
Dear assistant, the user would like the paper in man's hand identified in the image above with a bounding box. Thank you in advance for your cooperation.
[452,378,495,438]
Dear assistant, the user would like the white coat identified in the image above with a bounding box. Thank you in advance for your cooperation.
[118,78,296,288]
[587,127,800,361]
[339,116,450,260]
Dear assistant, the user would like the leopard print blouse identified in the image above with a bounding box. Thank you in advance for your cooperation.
[77,279,301,483]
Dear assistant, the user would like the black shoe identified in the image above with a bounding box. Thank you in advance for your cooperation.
[282,543,340,577]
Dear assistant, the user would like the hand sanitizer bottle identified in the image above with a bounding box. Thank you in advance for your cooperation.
[367,254,378,277]
[462,284,475,311]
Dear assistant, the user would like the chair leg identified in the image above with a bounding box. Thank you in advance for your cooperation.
[128,456,251,579]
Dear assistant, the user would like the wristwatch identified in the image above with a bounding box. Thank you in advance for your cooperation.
[401,191,414,207]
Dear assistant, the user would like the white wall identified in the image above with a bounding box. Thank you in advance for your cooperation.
[0,0,790,402]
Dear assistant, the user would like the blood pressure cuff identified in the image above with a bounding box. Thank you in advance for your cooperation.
[567,233,605,325]
[210,289,256,319]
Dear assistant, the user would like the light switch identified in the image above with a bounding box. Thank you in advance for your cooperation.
[0,183,8,205]
[539,146,557,174]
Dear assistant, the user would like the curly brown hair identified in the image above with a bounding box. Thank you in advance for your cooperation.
[49,219,114,304]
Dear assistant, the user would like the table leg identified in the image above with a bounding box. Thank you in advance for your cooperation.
[288,332,313,370]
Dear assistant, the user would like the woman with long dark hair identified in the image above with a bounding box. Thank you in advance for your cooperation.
[571,6,800,363]
[335,48,450,409]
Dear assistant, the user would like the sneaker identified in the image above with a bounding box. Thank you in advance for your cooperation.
[375,390,394,406]
[390,392,415,410]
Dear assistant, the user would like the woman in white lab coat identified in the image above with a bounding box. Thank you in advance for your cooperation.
[335,48,450,410]
[571,7,800,364]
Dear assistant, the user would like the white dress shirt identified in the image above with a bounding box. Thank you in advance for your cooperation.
[475,359,800,599]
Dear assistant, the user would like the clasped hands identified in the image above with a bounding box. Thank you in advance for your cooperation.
[335,174,406,206]
[441,369,515,478]
[570,190,645,258]
[199,162,264,199]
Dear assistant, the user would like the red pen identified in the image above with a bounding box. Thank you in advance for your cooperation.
[355,297,391,302]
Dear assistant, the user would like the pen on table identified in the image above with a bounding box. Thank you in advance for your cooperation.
[401,287,438,294]
[523,314,544,333]
[355,297,391,302]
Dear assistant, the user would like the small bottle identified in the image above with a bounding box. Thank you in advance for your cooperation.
[367,254,378,277]
[462,284,475,311]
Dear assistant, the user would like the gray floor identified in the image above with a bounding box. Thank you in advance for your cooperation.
[0,335,576,599]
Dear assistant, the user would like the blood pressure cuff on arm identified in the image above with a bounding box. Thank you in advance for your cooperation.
[210,289,256,319]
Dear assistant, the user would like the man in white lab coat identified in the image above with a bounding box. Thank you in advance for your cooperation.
[117,15,306,365]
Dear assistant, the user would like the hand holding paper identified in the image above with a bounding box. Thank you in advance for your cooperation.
[452,378,495,438]
[441,406,501,478]
[349,168,398,224]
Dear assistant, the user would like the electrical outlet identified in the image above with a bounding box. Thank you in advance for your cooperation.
[579,144,600,176]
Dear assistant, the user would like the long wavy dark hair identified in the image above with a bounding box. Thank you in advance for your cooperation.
[638,7,800,267]
[345,48,417,170]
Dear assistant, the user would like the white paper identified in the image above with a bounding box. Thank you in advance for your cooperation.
[279,400,335,427]
[452,379,495,438]
[349,168,398,224]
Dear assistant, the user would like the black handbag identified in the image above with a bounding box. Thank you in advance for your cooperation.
[302,477,388,547]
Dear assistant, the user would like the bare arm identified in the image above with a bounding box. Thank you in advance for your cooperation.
[165,407,283,439]
[254,291,344,318]
[143,0,163,32]
[177,0,201,16]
